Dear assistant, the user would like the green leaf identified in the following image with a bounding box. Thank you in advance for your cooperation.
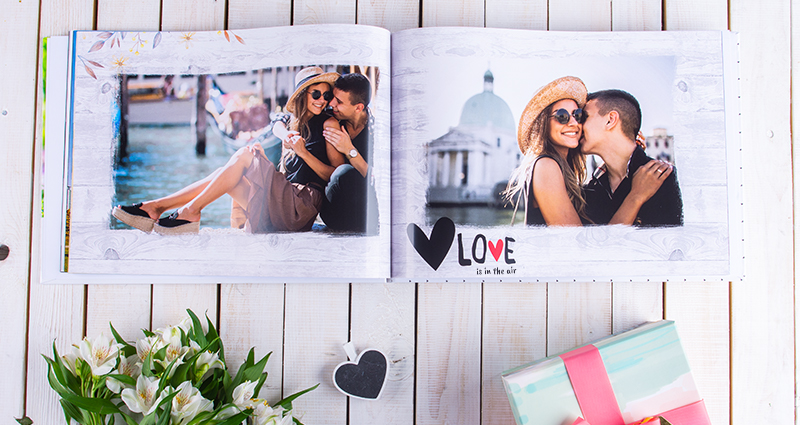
[243,351,271,383]
[58,399,86,425]
[15,416,33,425]
[158,358,180,393]
[78,358,93,382]
[110,323,137,358]
[227,348,271,402]
[275,383,319,411]
[185,411,214,425]
[59,389,121,415]
[119,411,140,425]
[142,352,156,378]
[211,411,250,425]
[45,361,79,401]
[142,329,156,338]
[204,313,222,355]
[42,354,70,390]
[45,343,79,391]
[107,373,136,386]
[187,310,207,347]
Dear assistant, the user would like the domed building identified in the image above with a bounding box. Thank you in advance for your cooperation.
[427,70,519,205]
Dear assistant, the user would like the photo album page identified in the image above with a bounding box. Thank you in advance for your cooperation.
[390,28,742,282]
[42,25,392,283]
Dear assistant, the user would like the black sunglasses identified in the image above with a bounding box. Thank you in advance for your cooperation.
[309,89,334,101]
[551,108,585,124]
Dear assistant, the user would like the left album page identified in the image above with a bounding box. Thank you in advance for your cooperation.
[42,24,391,283]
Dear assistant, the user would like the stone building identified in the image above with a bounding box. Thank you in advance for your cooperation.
[426,70,518,206]
[645,127,675,163]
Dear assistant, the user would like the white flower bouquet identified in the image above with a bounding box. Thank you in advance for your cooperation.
[42,309,316,425]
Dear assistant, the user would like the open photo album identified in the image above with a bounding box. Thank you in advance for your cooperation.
[40,24,742,283]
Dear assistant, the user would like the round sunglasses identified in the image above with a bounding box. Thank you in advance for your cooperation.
[551,108,586,124]
[309,89,334,101]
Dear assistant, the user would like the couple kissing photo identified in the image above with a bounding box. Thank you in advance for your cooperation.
[506,76,683,228]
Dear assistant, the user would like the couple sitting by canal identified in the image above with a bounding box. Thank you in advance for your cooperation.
[505,76,683,227]
[113,66,378,235]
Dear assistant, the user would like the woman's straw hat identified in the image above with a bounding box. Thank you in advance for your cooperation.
[517,76,587,154]
[285,66,340,114]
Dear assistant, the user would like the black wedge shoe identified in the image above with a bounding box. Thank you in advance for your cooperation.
[153,211,200,235]
[112,203,156,233]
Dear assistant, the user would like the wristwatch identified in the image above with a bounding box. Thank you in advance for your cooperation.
[348,149,358,158]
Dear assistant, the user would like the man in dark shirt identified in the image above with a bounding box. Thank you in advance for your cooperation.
[320,73,379,234]
[581,90,683,226]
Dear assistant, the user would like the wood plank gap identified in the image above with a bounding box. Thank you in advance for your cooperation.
[479,281,485,423]
[150,284,154,330]
[610,282,615,333]
[728,280,733,425]
[83,285,88,337]
[216,283,222,333]
[347,282,352,425]
[159,1,164,30]
[545,282,549,356]
[414,282,419,425]
[92,0,99,28]
[224,0,230,30]
[21,15,45,416]
[281,283,287,399]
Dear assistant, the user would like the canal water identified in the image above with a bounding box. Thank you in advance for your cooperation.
[112,123,518,230]
[112,125,233,229]
[426,205,516,227]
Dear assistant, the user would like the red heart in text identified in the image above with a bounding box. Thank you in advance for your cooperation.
[488,239,503,261]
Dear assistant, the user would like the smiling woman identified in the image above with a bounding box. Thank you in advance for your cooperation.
[504,76,591,226]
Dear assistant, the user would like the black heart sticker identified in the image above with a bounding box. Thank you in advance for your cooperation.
[333,349,388,400]
[407,217,456,270]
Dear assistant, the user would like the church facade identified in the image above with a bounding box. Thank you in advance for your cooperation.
[426,70,519,206]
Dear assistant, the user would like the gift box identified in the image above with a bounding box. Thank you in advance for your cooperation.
[501,320,710,425]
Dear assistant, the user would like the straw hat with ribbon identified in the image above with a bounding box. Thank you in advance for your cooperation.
[517,76,587,155]
[285,66,340,114]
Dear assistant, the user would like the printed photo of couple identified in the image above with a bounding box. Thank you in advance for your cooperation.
[423,56,683,229]
[111,64,380,237]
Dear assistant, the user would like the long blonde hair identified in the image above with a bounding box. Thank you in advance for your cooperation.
[279,84,325,170]
[505,103,589,222]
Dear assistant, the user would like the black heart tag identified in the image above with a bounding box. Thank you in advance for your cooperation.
[333,346,389,400]
[406,217,456,271]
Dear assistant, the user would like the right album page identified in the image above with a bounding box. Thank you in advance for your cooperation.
[390,28,742,282]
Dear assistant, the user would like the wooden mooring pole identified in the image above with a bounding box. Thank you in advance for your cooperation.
[195,75,207,155]
[118,74,129,162]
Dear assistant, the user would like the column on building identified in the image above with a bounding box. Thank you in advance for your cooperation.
[454,151,464,186]
[468,149,483,189]
[442,151,452,187]
[429,150,438,187]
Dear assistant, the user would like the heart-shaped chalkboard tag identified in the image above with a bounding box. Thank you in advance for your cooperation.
[407,217,456,270]
[332,342,389,400]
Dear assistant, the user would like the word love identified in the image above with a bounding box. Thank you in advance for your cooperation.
[457,234,515,266]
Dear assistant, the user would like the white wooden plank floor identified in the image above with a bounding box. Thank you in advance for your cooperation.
[0,0,795,424]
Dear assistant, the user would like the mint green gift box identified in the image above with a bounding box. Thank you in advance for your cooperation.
[501,321,704,425]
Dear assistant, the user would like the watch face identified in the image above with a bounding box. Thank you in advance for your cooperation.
[349,149,358,158]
